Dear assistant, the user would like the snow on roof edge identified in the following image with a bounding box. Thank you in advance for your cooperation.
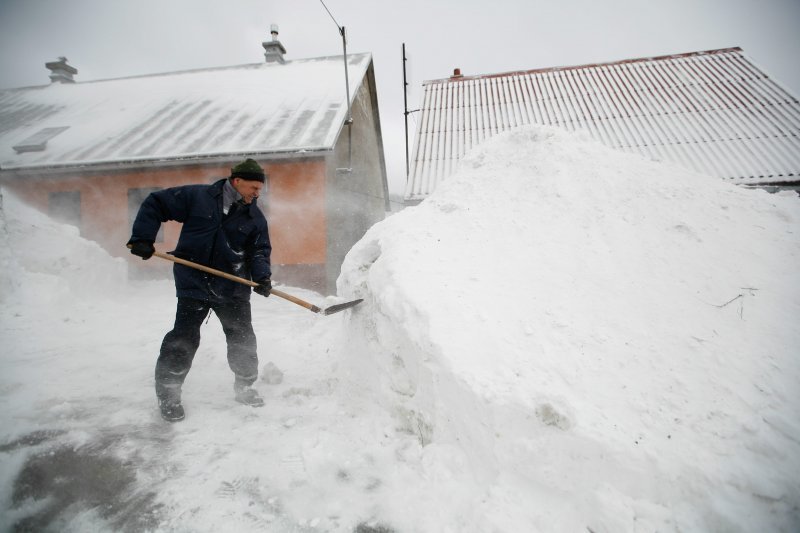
[0,146,333,174]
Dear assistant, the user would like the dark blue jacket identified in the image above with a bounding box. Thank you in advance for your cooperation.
[129,179,271,302]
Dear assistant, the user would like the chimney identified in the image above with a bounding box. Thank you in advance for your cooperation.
[262,24,287,64]
[45,56,78,83]
[451,68,463,79]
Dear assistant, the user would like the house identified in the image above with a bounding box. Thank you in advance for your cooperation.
[405,47,800,204]
[0,28,389,294]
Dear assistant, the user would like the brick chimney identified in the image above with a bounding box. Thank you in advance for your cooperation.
[451,68,463,79]
[45,56,78,83]
[262,24,287,64]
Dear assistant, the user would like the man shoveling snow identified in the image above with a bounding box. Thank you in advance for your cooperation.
[127,158,273,421]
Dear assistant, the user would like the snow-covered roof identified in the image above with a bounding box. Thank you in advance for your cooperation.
[405,47,800,202]
[0,53,372,171]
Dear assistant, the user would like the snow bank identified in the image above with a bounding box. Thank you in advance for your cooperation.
[338,125,800,531]
[0,188,128,311]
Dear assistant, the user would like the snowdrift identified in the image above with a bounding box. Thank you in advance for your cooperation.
[0,189,128,310]
[338,125,800,531]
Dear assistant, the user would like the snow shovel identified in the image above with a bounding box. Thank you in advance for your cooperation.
[130,246,363,315]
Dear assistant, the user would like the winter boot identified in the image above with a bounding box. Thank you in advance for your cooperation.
[157,383,185,422]
[234,381,264,407]
[159,399,185,422]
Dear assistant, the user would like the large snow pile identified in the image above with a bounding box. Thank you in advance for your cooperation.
[0,125,798,533]
[337,125,800,531]
[0,190,128,312]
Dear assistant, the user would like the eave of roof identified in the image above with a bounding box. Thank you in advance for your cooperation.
[0,147,332,177]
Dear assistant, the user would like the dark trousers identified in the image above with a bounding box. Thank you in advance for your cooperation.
[155,297,258,400]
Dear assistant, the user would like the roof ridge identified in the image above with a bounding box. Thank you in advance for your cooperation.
[1,51,373,90]
[424,47,743,84]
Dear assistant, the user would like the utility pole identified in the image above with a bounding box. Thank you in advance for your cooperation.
[403,43,410,180]
[340,25,353,173]
[319,0,353,173]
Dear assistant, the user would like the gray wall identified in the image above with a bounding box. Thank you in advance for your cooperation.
[325,61,389,293]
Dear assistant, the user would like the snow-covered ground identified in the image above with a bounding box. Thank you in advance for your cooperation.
[1,125,799,532]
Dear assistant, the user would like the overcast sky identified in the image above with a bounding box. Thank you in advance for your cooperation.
[1,0,799,196]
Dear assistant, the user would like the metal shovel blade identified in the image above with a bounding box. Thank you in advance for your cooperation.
[322,298,364,315]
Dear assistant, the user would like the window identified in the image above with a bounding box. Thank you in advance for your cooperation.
[48,190,81,230]
[13,126,70,153]
[128,187,164,242]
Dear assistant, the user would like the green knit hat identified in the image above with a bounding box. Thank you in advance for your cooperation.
[230,158,266,182]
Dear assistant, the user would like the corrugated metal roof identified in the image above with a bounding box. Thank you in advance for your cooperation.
[0,53,372,170]
[405,48,800,202]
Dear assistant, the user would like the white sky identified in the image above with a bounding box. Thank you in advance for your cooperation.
[1,0,799,196]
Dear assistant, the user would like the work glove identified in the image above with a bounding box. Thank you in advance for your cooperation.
[129,240,155,260]
[254,278,272,297]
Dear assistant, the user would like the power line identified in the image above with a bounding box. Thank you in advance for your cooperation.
[318,0,342,30]
[317,0,353,171]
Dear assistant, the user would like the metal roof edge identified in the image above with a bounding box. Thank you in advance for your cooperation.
[0,148,332,176]
[741,179,800,188]
[728,174,799,185]
[735,50,800,103]
[423,47,744,85]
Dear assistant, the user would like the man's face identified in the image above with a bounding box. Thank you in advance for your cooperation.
[231,178,264,204]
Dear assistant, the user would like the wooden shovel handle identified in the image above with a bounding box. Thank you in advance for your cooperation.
[153,252,322,313]
[128,244,322,313]
[267,288,322,313]
[153,251,258,287]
